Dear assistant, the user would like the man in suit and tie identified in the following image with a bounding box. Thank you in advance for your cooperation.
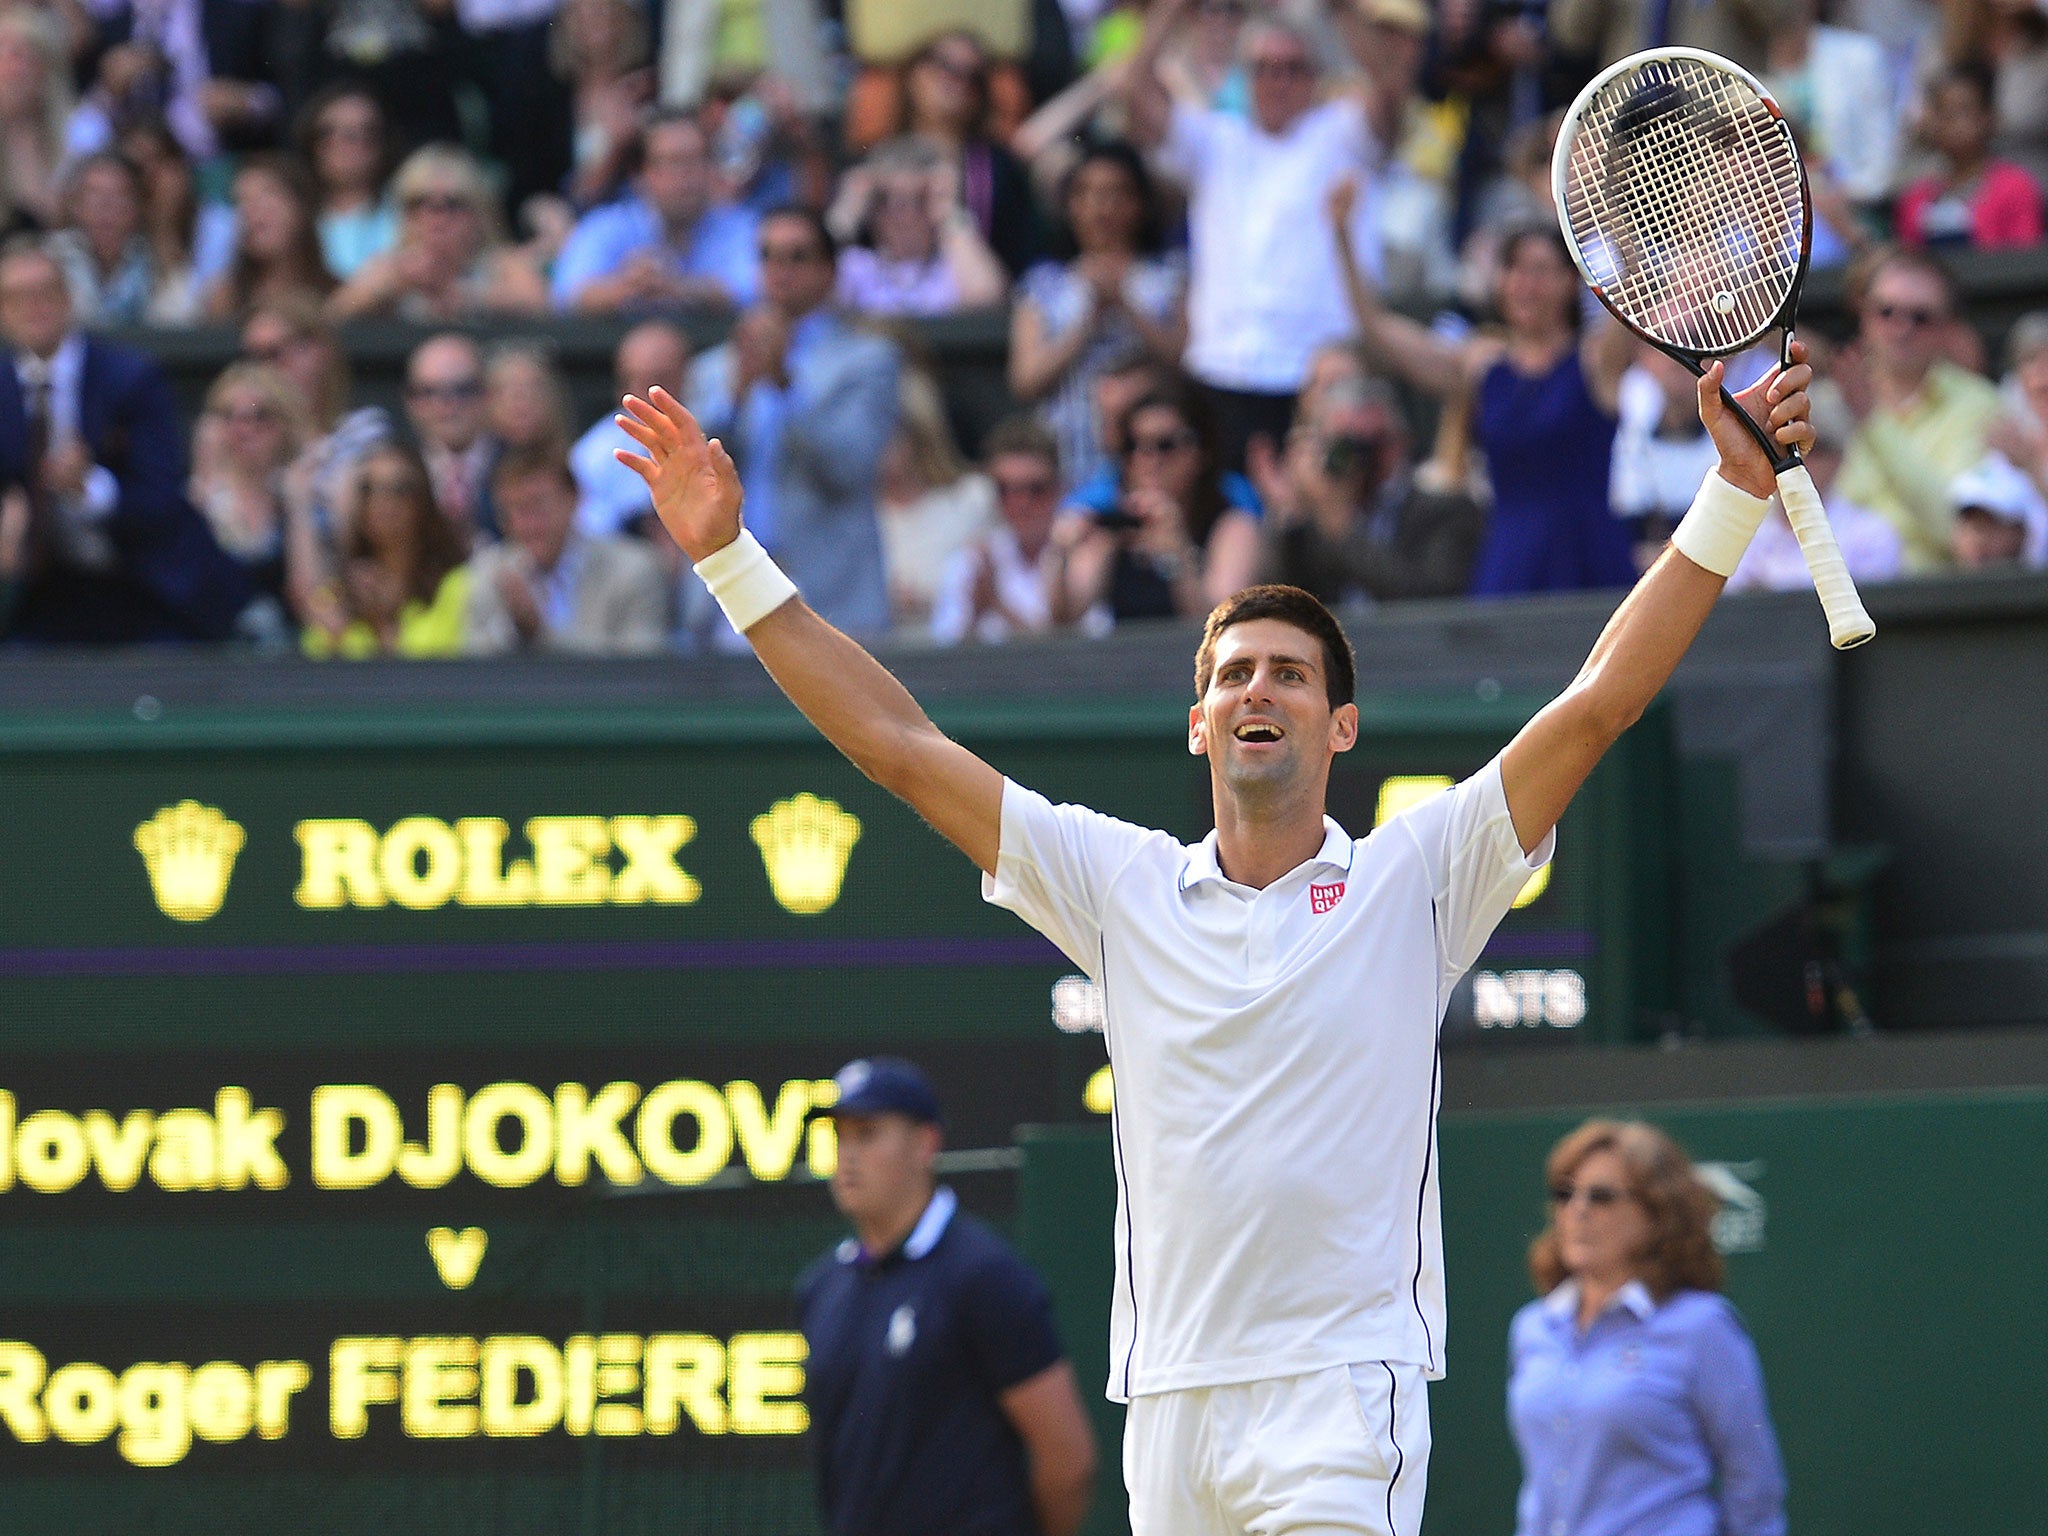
[684,205,898,645]
[463,446,670,655]
[0,237,252,643]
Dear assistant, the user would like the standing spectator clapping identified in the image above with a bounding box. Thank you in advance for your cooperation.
[1122,0,1382,471]
[828,139,1008,318]
[1509,1120,1787,1536]
[328,146,547,322]
[934,417,1066,645]
[1009,142,1186,492]
[683,206,899,640]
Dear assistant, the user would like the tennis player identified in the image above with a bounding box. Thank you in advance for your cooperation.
[613,346,1813,1536]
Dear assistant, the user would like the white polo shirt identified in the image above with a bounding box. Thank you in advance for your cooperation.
[984,756,1550,1401]
[1159,97,1380,395]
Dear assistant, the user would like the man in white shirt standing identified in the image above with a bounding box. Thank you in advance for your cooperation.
[1124,0,1384,472]
[609,340,1815,1535]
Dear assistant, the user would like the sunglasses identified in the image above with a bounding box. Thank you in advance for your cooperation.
[407,379,483,403]
[1130,430,1197,457]
[1872,302,1941,327]
[758,242,825,264]
[1550,1182,1630,1208]
[404,192,472,215]
[216,405,279,426]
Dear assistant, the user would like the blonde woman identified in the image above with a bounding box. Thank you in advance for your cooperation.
[0,7,72,233]
[875,366,996,628]
[1510,1120,1787,1536]
[327,146,546,321]
[190,364,313,609]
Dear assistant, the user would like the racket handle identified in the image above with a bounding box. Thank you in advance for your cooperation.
[1775,463,1875,649]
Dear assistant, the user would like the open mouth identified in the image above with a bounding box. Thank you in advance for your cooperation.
[1233,722,1284,743]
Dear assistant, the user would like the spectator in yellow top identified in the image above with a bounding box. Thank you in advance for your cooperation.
[301,442,470,658]
[1834,248,2003,572]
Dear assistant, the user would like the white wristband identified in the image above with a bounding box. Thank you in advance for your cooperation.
[1670,472,1772,578]
[694,529,798,633]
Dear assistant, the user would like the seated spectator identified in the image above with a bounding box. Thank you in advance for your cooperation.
[0,238,254,644]
[329,146,548,322]
[189,362,313,621]
[1835,247,2004,571]
[1060,351,1263,516]
[464,447,669,655]
[204,154,338,321]
[551,109,759,314]
[1052,384,1260,627]
[118,118,235,293]
[1122,3,1387,472]
[50,152,196,327]
[853,30,1041,277]
[572,318,689,543]
[298,85,400,282]
[1727,380,1901,593]
[1010,141,1186,491]
[301,442,471,658]
[483,341,573,470]
[1252,375,1484,603]
[243,296,395,621]
[323,0,462,154]
[405,333,498,543]
[683,205,899,641]
[1897,63,2044,252]
[1337,189,1640,596]
[1611,345,1722,572]
[0,8,72,235]
[828,137,1008,317]
[552,0,654,211]
[1947,452,2048,572]
[1989,309,2048,497]
[877,366,996,627]
[933,416,1065,645]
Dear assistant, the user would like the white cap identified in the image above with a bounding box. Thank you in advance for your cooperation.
[1949,452,2048,565]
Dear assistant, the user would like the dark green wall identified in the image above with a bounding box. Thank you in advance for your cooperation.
[1020,1089,2048,1536]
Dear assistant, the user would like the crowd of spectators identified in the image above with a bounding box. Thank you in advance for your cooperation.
[0,0,2046,655]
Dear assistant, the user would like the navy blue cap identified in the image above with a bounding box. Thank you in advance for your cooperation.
[811,1056,943,1124]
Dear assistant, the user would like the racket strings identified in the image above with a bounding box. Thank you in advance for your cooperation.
[1562,58,1804,353]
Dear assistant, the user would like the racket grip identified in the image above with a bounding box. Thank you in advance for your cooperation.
[1776,464,1875,649]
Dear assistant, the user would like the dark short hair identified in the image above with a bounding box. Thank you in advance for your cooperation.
[491,443,576,496]
[1194,585,1357,711]
[625,107,709,179]
[1054,138,1166,257]
[980,413,1060,472]
[759,203,837,265]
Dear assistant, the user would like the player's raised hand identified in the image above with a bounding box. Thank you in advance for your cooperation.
[1698,339,1815,500]
[613,386,743,562]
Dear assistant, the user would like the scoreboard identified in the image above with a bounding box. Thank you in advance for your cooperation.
[0,686,1671,1533]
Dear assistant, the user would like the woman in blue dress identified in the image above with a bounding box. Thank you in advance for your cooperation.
[1331,182,1639,595]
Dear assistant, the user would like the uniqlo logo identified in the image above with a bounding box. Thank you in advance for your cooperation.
[1310,882,1345,915]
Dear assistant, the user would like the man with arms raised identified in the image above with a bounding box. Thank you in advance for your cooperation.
[612,347,1814,1534]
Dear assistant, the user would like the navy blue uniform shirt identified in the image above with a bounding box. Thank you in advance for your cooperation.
[798,1187,1064,1536]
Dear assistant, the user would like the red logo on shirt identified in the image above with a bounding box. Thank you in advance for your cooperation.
[1310,882,1345,914]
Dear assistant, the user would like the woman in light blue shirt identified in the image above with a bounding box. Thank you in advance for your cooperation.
[1508,1120,1787,1536]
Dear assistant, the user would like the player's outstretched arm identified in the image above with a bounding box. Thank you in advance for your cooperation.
[615,388,1004,874]
[1499,346,1816,855]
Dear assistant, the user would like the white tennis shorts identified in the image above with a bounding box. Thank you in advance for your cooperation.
[1124,1361,1431,1536]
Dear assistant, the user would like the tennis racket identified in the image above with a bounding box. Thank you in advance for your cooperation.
[1552,47,1875,649]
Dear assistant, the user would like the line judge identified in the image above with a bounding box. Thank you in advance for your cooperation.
[613,343,1815,1536]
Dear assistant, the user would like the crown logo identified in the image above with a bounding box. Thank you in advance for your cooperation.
[750,793,862,915]
[134,801,245,922]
